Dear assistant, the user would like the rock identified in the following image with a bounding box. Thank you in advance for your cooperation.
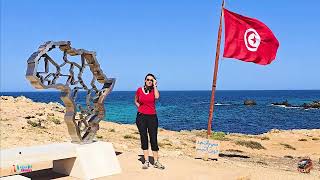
[271,100,292,107]
[15,96,33,103]
[302,101,320,109]
[244,100,256,106]
[1,96,14,101]
[269,129,281,133]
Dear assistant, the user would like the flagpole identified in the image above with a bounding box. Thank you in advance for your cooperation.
[207,0,224,137]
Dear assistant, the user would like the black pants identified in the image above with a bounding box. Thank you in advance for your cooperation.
[136,112,159,151]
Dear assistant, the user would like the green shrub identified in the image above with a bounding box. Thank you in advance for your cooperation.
[210,131,229,141]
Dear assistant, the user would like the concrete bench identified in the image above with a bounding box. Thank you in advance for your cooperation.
[0,142,121,179]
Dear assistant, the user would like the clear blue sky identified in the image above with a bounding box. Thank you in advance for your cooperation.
[1,0,320,91]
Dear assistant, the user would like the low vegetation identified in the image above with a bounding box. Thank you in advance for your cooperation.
[96,135,103,139]
[225,149,244,153]
[27,120,44,128]
[47,114,61,125]
[210,131,230,141]
[235,140,266,150]
[123,134,139,140]
[261,136,270,140]
[280,143,296,150]
[159,139,173,147]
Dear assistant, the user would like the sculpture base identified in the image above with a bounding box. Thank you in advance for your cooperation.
[0,141,121,179]
[0,175,30,180]
[53,141,121,179]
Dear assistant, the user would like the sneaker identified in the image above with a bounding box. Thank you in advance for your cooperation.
[154,161,165,170]
[142,161,150,169]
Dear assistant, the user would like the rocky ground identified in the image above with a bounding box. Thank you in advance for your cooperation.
[1,96,320,179]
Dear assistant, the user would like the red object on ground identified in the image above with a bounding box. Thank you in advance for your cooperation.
[223,8,279,65]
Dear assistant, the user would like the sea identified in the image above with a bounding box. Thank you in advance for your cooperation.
[1,90,319,134]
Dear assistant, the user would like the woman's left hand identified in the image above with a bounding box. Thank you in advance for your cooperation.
[153,79,157,87]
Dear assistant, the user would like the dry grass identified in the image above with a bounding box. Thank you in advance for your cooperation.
[235,140,266,150]
[123,134,139,140]
[226,149,244,153]
[159,139,173,147]
[261,136,270,140]
[27,120,45,128]
[280,143,296,150]
[96,135,103,139]
[47,115,61,125]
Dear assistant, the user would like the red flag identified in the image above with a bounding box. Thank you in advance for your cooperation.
[223,8,279,65]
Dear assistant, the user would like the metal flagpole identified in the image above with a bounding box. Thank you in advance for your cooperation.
[207,0,225,137]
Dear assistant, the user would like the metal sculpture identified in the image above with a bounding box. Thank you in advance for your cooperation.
[26,41,115,144]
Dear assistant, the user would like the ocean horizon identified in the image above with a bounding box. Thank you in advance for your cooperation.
[1,90,319,134]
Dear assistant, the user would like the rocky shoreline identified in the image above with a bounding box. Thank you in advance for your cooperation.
[1,96,320,178]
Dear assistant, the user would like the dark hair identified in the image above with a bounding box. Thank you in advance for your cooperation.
[144,73,156,80]
[144,73,156,92]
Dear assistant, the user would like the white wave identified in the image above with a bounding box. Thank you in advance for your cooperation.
[272,104,301,109]
[284,106,301,109]
[215,103,232,106]
[272,105,287,108]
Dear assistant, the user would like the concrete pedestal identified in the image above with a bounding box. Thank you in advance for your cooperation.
[0,175,30,180]
[0,141,121,179]
[53,141,121,180]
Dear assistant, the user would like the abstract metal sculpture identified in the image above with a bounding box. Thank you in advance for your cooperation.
[26,41,115,144]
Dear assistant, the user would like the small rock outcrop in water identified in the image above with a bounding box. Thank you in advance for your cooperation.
[271,100,292,107]
[244,100,256,106]
[302,101,320,109]
[271,100,320,109]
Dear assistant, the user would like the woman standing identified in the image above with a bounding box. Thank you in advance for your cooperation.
[135,73,165,170]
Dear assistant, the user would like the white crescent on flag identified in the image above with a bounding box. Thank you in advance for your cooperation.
[244,28,261,52]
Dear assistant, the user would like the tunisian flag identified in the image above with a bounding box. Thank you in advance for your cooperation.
[223,8,279,65]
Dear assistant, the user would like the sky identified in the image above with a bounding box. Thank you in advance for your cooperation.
[1,0,320,91]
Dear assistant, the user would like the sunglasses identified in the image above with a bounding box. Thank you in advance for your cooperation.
[146,79,154,82]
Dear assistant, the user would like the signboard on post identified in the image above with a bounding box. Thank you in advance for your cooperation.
[195,138,220,160]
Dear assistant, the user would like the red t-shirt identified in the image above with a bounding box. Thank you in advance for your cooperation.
[136,87,156,115]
